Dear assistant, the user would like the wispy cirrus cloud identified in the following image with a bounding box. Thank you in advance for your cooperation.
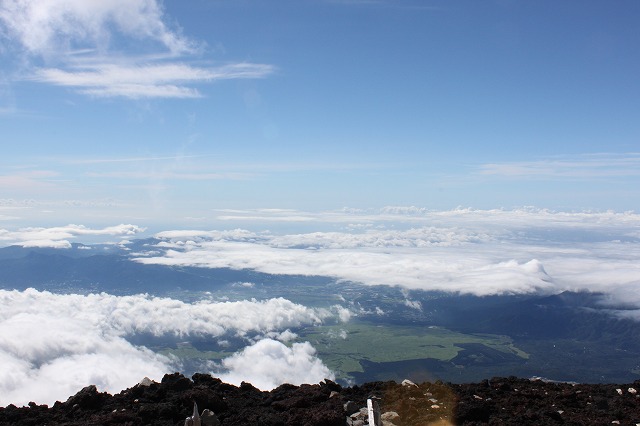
[66,154,214,165]
[85,170,252,181]
[0,0,195,56]
[0,170,61,192]
[0,0,274,99]
[478,153,640,179]
[327,0,441,9]
[32,61,275,99]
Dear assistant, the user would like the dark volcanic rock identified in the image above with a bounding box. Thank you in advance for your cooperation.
[65,385,109,410]
[1,374,640,425]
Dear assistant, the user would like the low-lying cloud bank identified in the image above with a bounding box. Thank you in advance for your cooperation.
[134,208,640,304]
[217,339,335,391]
[0,224,144,248]
[0,290,337,406]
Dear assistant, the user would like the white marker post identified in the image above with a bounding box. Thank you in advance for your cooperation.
[367,398,381,426]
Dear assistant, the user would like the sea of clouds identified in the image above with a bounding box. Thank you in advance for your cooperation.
[0,290,340,406]
[1,208,639,406]
[134,208,640,305]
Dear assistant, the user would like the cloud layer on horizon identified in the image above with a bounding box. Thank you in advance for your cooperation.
[134,209,640,305]
[0,289,337,406]
[0,224,144,248]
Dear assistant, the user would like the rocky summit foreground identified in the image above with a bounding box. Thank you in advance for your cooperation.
[1,373,640,425]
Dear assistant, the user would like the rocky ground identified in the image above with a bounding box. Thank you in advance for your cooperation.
[1,373,639,425]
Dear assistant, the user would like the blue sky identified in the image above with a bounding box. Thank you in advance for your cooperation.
[1,0,639,229]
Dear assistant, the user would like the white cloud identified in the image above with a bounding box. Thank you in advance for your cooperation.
[135,209,640,302]
[210,206,640,234]
[0,0,193,56]
[0,289,338,406]
[0,290,171,406]
[265,329,298,342]
[268,226,488,248]
[0,0,274,98]
[216,339,334,391]
[33,62,275,99]
[333,305,352,323]
[0,224,144,248]
[232,282,255,288]
[84,169,252,180]
[478,153,640,179]
[134,235,555,296]
[404,299,422,310]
